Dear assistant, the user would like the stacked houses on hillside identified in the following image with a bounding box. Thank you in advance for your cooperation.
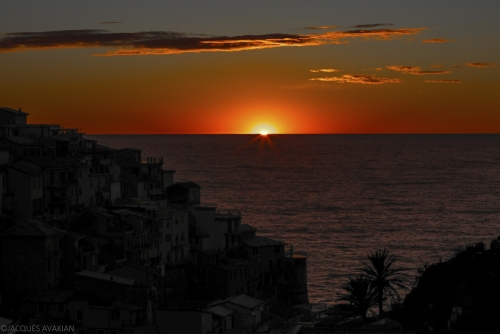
[0,107,308,334]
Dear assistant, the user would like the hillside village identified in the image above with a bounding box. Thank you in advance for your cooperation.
[0,107,310,334]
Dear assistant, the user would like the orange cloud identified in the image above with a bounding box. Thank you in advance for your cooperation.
[324,28,426,40]
[425,80,462,84]
[309,74,400,84]
[431,64,444,69]
[310,68,341,73]
[422,38,451,43]
[0,27,426,56]
[387,65,452,75]
[465,62,496,68]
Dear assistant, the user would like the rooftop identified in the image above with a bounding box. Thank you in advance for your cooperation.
[171,181,201,189]
[22,290,74,303]
[206,305,235,318]
[208,294,265,310]
[22,156,87,169]
[1,220,64,237]
[0,107,29,115]
[244,235,285,248]
[76,270,136,286]
[106,264,158,285]
[240,224,258,232]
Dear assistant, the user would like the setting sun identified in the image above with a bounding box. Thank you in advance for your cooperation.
[251,123,278,135]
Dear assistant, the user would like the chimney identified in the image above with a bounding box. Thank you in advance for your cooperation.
[19,107,22,112]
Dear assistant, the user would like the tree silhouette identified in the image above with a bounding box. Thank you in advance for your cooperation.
[360,249,408,317]
[337,275,377,322]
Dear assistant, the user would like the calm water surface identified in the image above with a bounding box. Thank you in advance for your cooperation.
[88,135,500,304]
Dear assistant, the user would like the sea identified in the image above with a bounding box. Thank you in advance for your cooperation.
[87,134,500,304]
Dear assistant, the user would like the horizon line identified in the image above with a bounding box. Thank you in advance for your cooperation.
[84,133,500,136]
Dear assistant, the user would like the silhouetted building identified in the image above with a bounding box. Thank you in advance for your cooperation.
[0,107,28,126]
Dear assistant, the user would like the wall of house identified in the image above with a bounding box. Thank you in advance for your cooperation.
[170,210,189,263]
[0,235,60,292]
[7,167,42,218]
[162,171,174,189]
[0,111,27,125]
[193,207,226,251]
[156,310,212,334]
[225,302,262,326]
[0,150,9,165]
[0,171,5,213]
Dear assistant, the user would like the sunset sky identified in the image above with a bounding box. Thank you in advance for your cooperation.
[1,1,499,134]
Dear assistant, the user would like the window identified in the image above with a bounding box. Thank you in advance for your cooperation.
[78,187,82,196]
[165,234,171,242]
[78,170,82,178]
[269,259,274,270]
[275,245,281,254]
[252,248,259,256]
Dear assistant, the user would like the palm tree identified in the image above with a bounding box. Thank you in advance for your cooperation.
[360,249,408,317]
[337,275,378,322]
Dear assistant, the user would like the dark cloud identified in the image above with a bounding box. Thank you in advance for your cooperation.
[387,65,452,75]
[100,22,121,25]
[304,26,339,30]
[425,80,462,84]
[0,28,426,56]
[310,74,400,84]
[465,62,496,68]
[351,23,394,28]
[422,38,451,43]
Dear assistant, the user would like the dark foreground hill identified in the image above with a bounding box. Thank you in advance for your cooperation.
[395,238,500,333]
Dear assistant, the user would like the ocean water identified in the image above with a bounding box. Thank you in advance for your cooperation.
[88,134,500,304]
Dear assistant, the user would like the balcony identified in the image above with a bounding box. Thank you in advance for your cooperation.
[215,210,241,219]
[77,245,95,254]
[48,178,78,188]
